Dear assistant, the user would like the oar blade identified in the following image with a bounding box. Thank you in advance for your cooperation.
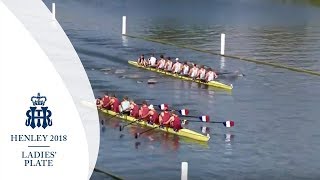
[179,109,189,116]
[158,104,169,110]
[223,120,235,127]
[199,115,210,122]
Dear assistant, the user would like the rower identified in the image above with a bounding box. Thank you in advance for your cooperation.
[172,58,182,74]
[96,97,103,109]
[189,64,199,79]
[205,68,218,82]
[157,55,166,70]
[109,94,120,113]
[119,96,130,115]
[139,101,150,121]
[146,104,159,125]
[159,106,171,127]
[102,92,111,110]
[137,54,145,65]
[164,57,173,71]
[148,54,157,67]
[197,65,207,81]
[181,62,190,76]
[129,100,139,118]
[168,111,182,132]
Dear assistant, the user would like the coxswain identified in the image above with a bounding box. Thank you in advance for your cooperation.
[197,65,207,81]
[102,92,111,110]
[148,54,157,67]
[119,96,130,115]
[172,58,182,74]
[169,111,182,132]
[189,64,199,79]
[164,57,173,71]
[137,54,145,65]
[96,97,103,109]
[139,101,150,121]
[205,68,218,82]
[129,100,139,118]
[157,55,166,70]
[159,106,171,127]
[181,62,190,76]
[109,94,120,113]
[145,104,159,125]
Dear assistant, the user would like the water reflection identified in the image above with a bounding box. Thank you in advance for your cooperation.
[121,35,128,47]
[224,133,235,156]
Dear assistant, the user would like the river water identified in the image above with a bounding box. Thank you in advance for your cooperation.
[43,0,320,179]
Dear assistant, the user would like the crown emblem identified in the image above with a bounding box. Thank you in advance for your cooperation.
[31,93,47,106]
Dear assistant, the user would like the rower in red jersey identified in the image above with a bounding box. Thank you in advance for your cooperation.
[129,100,139,118]
[102,92,111,110]
[109,94,120,113]
[169,111,182,132]
[146,104,159,125]
[139,101,149,121]
[159,105,171,127]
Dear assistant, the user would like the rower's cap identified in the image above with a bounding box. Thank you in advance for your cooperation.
[148,104,154,110]
[175,58,179,61]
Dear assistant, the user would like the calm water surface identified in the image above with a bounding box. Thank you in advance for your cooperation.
[43,0,320,179]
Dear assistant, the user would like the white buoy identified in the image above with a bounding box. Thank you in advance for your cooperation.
[52,3,56,20]
[181,162,188,180]
[122,16,127,35]
[220,33,225,55]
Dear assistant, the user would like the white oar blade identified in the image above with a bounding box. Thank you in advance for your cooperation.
[223,120,234,127]
[179,109,189,115]
[199,115,210,122]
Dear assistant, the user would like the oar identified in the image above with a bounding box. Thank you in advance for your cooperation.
[137,103,189,114]
[217,71,245,76]
[134,126,158,139]
[182,119,235,127]
[119,118,143,131]
[180,115,210,122]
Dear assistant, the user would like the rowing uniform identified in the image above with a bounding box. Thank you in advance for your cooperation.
[158,59,165,69]
[206,71,215,82]
[149,56,157,67]
[160,111,171,125]
[149,110,159,124]
[120,100,130,115]
[165,61,173,71]
[190,67,198,78]
[172,62,182,73]
[198,68,206,80]
[130,104,139,118]
[182,65,189,75]
[102,96,111,109]
[171,116,182,131]
[111,98,120,113]
[140,105,149,121]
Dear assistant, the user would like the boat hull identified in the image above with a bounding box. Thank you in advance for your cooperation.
[128,60,233,90]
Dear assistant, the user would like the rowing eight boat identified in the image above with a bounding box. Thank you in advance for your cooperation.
[82,101,210,142]
[128,61,233,90]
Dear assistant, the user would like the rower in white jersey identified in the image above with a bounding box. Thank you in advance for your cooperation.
[164,57,173,71]
[157,55,166,70]
[205,68,218,82]
[148,54,157,67]
[189,64,199,79]
[197,65,207,81]
[181,62,190,76]
[172,58,182,74]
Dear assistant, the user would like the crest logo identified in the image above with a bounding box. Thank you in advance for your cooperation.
[25,93,52,129]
